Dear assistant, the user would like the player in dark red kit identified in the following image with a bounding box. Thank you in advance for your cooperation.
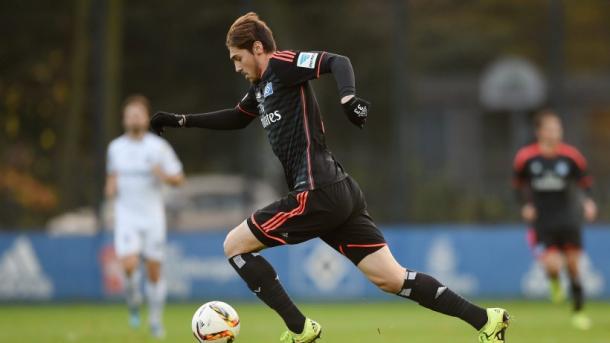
[513,110,597,330]
[151,12,509,343]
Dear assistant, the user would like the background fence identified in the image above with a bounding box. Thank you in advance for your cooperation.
[1,225,608,301]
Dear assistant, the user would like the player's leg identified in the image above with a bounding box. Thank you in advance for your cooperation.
[565,248,584,311]
[143,226,167,338]
[121,254,143,315]
[115,225,143,327]
[563,229,591,329]
[323,177,508,342]
[357,246,490,328]
[224,220,308,335]
[540,240,565,303]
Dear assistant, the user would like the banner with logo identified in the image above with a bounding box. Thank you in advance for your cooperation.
[0,226,608,301]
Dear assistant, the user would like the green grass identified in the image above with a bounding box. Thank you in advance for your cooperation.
[1,301,609,342]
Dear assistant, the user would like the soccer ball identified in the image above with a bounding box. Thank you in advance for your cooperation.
[192,301,240,343]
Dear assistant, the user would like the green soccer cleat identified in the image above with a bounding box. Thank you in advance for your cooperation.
[549,278,566,304]
[280,318,322,343]
[478,308,510,343]
[571,312,592,331]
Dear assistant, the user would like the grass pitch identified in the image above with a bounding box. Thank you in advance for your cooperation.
[0,300,609,342]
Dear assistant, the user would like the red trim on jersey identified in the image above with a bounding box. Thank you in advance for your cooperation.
[261,192,309,232]
[271,51,296,62]
[514,143,541,172]
[557,143,588,171]
[316,52,327,78]
[236,104,257,117]
[271,55,294,63]
[346,243,387,248]
[250,215,287,245]
[579,175,593,188]
[300,86,315,189]
[275,50,296,56]
[338,245,345,255]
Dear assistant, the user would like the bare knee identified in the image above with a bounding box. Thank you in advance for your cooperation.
[371,273,405,294]
[543,251,563,274]
[122,255,139,275]
[147,261,161,283]
[223,231,240,258]
[223,221,264,258]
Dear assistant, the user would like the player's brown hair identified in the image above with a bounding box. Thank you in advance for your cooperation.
[226,12,276,53]
[533,109,560,129]
[122,94,151,116]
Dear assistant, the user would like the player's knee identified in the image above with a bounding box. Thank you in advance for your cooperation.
[122,255,139,274]
[372,274,404,294]
[223,228,244,258]
[223,233,236,258]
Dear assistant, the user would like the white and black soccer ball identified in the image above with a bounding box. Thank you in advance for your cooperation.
[192,301,240,343]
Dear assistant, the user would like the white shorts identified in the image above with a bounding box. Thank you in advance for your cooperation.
[114,221,166,261]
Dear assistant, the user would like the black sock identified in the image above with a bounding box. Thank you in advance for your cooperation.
[397,270,488,330]
[570,277,584,312]
[229,253,306,333]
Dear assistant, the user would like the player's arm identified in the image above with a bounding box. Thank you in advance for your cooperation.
[150,108,255,135]
[150,89,259,135]
[512,151,536,223]
[105,144,118,198]
[272,50,370,128]
[568,146,597,221]
[105,173,117,198]
[153,141,185,187]
[152,166,184,186]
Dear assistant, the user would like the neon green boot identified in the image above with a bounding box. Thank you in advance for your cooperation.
[280,318,322,343]
[478,308,510,342]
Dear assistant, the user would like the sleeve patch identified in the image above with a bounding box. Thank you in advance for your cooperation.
[297,52,318,69]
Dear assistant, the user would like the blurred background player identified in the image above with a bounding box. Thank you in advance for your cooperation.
[513,110,597,330]
[105,95,184,338]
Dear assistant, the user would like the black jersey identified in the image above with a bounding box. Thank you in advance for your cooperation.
[236,50,347,191]
[513,143,592,231]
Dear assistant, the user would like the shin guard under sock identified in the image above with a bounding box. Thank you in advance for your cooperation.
[229,253,306,333]
[397,270,488,330]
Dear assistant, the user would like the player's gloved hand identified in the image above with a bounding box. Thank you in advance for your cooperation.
[342,96,370,129]
[150,111,186,135]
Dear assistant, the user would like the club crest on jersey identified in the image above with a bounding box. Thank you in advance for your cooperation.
[297,52,318,69]
[555,160,570,176]
[530,161,543,175]
[263,82,273,98]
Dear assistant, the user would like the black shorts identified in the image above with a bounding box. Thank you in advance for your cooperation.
[247,176,386,265]
[534,227,582,251]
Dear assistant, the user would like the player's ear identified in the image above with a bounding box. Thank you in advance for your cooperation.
[252,41,264,55]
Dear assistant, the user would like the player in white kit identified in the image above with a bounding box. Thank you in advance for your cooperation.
[105,95,184,338]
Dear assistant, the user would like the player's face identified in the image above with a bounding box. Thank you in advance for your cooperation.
[123,103,149,134]
[536,116,563,145]
[229,44,264,83]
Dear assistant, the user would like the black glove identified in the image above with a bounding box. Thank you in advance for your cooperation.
[342,96,370,129]
[150,111,186,135]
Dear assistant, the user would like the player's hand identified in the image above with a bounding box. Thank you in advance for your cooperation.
[150,111,186,135]
[341,96,370,129]
[152,165,166,181]
[583,198,597,222]
[521,203,537,223]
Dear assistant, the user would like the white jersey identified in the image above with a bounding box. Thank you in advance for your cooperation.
[107,133,183,231]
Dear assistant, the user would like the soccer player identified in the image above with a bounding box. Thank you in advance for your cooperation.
[105,95,184,338]
[151,13,509,343]
[513,110,596,330]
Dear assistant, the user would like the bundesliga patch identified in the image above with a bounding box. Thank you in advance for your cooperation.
[297,52,318,69]
[263,82,273,98]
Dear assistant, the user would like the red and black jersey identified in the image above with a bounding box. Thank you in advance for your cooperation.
[237,50,347,191]
[513,142,592,230]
